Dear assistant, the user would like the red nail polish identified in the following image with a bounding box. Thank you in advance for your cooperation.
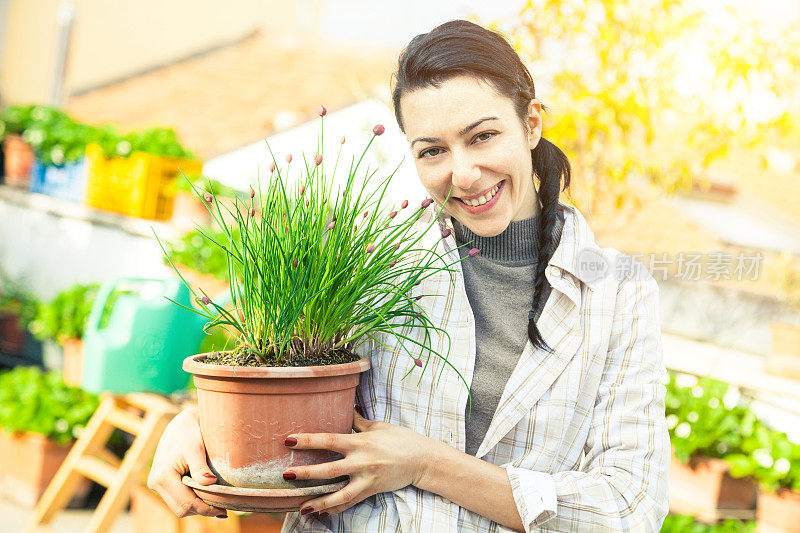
[283,470,297,480]
[300,506,314,515]
[285,437,298,446]
[203,473,216,479]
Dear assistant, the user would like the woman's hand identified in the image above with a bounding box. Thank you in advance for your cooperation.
[147,407,228,519]
[284,409,432,516]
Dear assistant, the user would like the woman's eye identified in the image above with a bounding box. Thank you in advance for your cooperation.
[418,147,442,159]
[474,131,496,143]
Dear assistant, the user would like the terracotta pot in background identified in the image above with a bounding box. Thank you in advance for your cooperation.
[767,323,800,380]
[183,354,370,490]
[668,451,757,521]
[0,311,26,355]
[61,337,84,388]
[0,430,91,507]
[2,134,34,188]
[756,487,800,533]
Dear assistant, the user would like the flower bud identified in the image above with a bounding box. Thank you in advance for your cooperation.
[200,296,211,305]
[389,259,397,267]
[414,280,421,286]
[318,104,327,117]
[353,225,358,232]
[366,244,375,253]
[249,187,255,199]
[326,221,336,230]
[416,295,423,301]
[332,215,337,222]
[293,258,299,268]
[421,198,433,209]
[314,154,322,166]
[270,162,276,173]
[468,248,481,257]
[340,135,346,145]
[300,185,306,196]
[414,358,423,367]
[363,211,368,218]
[286,154,292,163]
[204,193,213,203]
[393,242,401,250]
[250,207,256,217]
[372,124,385,136]
[400,200,408,209]
[441,228,451,239]
[389,210,397,219]
[306,199,310,207]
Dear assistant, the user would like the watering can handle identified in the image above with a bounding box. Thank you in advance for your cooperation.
[86,277,169,331]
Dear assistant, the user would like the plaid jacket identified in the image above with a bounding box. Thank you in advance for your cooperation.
[284,201,670,532]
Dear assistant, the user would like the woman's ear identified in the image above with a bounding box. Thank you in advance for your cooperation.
[527,99,543,150]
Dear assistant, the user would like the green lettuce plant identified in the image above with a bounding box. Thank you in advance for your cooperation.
[0,367,99,445]
[29,283,100,343]
[661,514,756,533]
[158,114,476,390]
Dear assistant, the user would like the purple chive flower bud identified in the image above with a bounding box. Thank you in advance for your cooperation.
[326,221,336,230]
[400,200,408,209]
[200,296,211,305]
[340,135,346,145]
[415,311,422,318]
[270,162,276,173]
[363,211,368,218]
[389,259,397,267]
[300,185,306,196]
[366,244,375,253]
[306,199,309,207]
[249,187,255,199]
[421,198,433,209]
[318,104,327,117]
[332,215,337,222]
[441,229,451,239]
[292,258,298,268]
[372,124,385,136]
[204,193,213,203]
[414,358,423,367]
[468,248,481,257]
[416,295,423,301]
[250,207,256,217]
[389,210,397,219]
[286,154,292,163]
[314,154,322,166]
[414,280,421,286]
[354,225,358,232]
[393,242,401,250]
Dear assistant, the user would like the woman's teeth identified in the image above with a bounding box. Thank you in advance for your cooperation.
[462,184,500,206]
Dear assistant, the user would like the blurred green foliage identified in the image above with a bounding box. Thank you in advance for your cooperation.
[661,514,756,533]
[0,367,99,444]
[0,270,38,329]
[29,283,100,343]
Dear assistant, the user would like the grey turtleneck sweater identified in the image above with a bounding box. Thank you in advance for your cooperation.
[453,211,564,457]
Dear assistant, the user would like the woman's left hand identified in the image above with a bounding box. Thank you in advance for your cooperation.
[284,409,432,516]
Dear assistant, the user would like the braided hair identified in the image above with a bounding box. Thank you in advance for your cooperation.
[391,20,571,351]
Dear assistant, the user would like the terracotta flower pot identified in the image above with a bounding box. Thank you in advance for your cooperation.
[183,354,370,489]
[756,487,800,533]
[0,430,90,507]
[2,134,34,188]
[668,451,757,520]
[61,337,84,388]
[0,311,26,355]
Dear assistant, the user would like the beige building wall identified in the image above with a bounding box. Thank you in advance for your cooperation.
[0,0,303,105]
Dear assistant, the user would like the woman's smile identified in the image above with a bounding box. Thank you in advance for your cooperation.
[456,179,505,213]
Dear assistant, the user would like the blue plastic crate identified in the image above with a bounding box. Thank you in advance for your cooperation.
[30,158,87,203]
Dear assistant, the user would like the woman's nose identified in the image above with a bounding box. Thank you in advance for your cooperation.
[450,150,481,190]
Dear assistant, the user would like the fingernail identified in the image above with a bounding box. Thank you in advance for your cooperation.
[300,506,314,515]
[355,406,364,416]
[285,437,298,446]
[203,473,216,479]
[319,511,329,518]
[217,514,227,519]
[283,470,297,480]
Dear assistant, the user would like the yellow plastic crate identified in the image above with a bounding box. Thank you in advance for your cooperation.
[84,143,202,220]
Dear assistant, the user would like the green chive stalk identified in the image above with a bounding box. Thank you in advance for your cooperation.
[157,114,476,388]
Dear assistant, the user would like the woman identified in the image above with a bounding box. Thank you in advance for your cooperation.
[149,20,670,532]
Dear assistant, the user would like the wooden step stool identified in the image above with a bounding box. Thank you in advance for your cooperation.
[28,393,180,533]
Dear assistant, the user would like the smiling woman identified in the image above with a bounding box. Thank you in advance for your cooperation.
[148,19,670,533]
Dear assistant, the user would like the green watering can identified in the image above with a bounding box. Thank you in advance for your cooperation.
[81,277,214,395]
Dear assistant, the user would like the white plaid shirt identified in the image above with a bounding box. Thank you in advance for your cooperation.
[284,201,670,532]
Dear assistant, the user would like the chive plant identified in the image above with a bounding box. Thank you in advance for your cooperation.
[158,111,478,383]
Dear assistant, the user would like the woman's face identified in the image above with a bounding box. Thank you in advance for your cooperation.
[399,75,542,237]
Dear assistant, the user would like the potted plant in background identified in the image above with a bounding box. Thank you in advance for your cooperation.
[158,111,475,512]
[0,366,98,506]
[665,372,759,521]
[0,104,37,187]
[29,283,100,387]
[0,271,38,358]
[162,227,233,304]
[724,423,800,532]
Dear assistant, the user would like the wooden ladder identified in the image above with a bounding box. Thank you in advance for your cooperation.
[28,393,180,533]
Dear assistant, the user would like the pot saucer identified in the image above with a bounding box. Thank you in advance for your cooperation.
[182,476,348,512]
